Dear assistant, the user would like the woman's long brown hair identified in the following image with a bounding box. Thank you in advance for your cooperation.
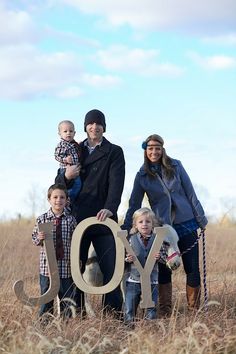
[143,134,175,180]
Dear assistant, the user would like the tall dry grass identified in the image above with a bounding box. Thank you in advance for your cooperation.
[0,219,236,353]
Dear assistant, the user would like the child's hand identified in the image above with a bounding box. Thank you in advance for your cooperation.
[38,231,45,241]
[65,155,73,164]
[125,254,135,263]
[154,252,160,260]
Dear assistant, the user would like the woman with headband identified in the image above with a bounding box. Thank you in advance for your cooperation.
[122,134,208,316]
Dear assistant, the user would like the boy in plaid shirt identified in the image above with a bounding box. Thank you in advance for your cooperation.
[32,183,77,318]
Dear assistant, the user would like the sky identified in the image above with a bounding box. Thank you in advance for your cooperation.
[0,0,236,222]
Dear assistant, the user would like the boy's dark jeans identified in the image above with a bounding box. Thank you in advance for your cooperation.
[124,282,158,323]
[39,275,76,318]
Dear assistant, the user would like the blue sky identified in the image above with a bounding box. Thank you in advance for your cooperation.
[0,0,236,222]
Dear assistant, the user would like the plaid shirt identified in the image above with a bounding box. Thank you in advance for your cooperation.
[54,139,80,168]
[32,208,77,278]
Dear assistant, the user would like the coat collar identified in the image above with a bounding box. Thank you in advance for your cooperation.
[82,136,111,166]
[139,158,178,176]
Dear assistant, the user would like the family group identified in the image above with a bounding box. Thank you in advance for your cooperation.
[31,109,207,327]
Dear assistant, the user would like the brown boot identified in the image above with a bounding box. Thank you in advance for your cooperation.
[186,285,201,310]
[158,283,172,318]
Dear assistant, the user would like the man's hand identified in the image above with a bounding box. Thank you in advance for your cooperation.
[65,164,81,180]
[96,209,113,221]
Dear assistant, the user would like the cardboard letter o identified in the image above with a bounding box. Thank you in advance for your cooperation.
[71,217,125,294]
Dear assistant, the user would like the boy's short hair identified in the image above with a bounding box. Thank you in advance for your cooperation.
[47,183,68,199]
[130,207,159,234]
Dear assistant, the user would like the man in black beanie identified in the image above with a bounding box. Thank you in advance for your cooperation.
[56,109,125,317]
[84,109,106,132]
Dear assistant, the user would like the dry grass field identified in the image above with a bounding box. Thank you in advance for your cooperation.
[0,218,236,353]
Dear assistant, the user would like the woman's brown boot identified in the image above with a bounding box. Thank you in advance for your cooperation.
[186,285,201,310]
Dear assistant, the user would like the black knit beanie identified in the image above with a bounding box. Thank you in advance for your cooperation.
[84,109,106,132]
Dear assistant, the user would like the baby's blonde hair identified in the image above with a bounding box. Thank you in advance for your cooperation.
[58,120,75,132]
[130,207,159,234]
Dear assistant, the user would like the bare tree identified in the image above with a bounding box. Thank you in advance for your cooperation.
[25,184,47,218]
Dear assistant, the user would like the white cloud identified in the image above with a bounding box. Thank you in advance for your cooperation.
[0,2,39,45]
[44,26,101,48]
[0,43,123,99]
[97,46,159,71]
[61,0,236,34]
[0,0,233,101]
[56,86,84,99]
[208,55,236,69]
[97,45,184,77]
[202,33,236,46]
[188,51,236,70]
[0,2,122,100]
[82,73,122,88]
[0,45,83,99]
